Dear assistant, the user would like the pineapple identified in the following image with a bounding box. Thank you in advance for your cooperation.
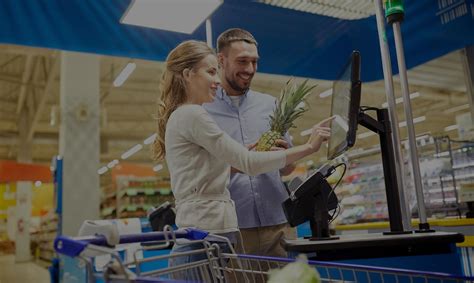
[255,79,316,151]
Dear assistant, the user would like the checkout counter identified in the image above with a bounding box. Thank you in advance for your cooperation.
[285,226,467,274]
[283,174,473,275]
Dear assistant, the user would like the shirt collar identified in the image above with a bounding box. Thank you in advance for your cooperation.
[217,86,250,106]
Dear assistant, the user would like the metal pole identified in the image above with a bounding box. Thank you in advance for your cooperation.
[206,18,213,48]
[460,47,474,126]
[392,22,430,228]
[374,0,411,231]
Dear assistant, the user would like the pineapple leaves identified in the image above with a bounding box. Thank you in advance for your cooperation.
[270,79,316,134]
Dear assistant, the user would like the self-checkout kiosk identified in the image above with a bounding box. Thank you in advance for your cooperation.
[282,51,465,274]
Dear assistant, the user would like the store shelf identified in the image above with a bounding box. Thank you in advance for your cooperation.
[39,249,55,262]
[118,188,171,198]
[118,204,154,213]
[428,187,456,193]
[453,162,474,169]
[335,136,473,224]
[101,176,174,219]
[31,213,58,263]
[101,192,116,200]
[437,173,474,182]
[101,207,116,217]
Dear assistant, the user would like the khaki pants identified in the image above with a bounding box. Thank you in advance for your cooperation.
[240,223,297,258]
[224,223,295,282]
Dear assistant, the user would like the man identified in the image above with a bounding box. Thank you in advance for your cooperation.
[203,28,297,257]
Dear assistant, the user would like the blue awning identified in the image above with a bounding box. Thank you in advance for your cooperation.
[1,0,473,82]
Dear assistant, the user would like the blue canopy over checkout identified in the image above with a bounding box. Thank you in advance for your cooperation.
[0,0,473,82]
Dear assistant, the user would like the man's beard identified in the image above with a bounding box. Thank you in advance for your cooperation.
[226,74,250,94]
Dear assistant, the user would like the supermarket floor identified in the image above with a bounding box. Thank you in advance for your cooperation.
[0,254,50,283]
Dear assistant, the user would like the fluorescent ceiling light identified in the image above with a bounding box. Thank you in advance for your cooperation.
[381,92,420,108]
[334,115,348,132]
[301,118,347,137]
[443,104,470,114]
[113,62,136,87]
[121,0,223,34]
[444,124,459,132]
[300,128,312,137]
[346,145,381,158]
[399,116,426,128]
[144,133,157,145]
[97,166,108,175]
[306,160,314,166]
[121,144,143,159]
[357,131,376,139]
[107,159,119,169]
[302,116,426,137]
[50,105,57,126]
[415,134,431,142]
[153,164,164,172]
[412,116,426,124]
[319,89,332,98]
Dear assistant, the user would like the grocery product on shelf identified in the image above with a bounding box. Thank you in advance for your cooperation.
[100,176,173,219]
[334,136,473,223]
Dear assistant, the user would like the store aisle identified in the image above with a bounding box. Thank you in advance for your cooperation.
[0,255,50,283]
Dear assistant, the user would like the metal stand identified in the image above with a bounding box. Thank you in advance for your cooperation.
[379,0,433,232]
[359,108,412,234]
[307,179,339,241]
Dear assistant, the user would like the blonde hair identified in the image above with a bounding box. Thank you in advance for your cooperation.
[153,40,215,161]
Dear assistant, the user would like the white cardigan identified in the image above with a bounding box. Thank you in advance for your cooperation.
[165,104,286,233]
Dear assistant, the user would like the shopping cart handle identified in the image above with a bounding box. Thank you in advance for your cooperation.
[98,228,209,245]
[54,228,209,257]
[185,228,209,240]
[54,236,88,257]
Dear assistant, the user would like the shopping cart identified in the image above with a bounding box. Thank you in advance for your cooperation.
[54,227,474,283]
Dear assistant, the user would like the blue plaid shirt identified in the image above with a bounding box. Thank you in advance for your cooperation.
[203,87,292,229]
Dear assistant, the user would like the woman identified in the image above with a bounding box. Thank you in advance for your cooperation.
[153,40,332,267]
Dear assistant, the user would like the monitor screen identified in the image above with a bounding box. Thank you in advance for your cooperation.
[327,51,361,160]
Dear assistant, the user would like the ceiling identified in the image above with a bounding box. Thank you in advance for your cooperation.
[0,0,472,177]
[2,1,473,83]
[260,0,375,19]
[0,43,470,177]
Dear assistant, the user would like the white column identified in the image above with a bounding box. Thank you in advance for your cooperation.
[59,51,100,236]
[15,105,33,262]
[15,181,32,262]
